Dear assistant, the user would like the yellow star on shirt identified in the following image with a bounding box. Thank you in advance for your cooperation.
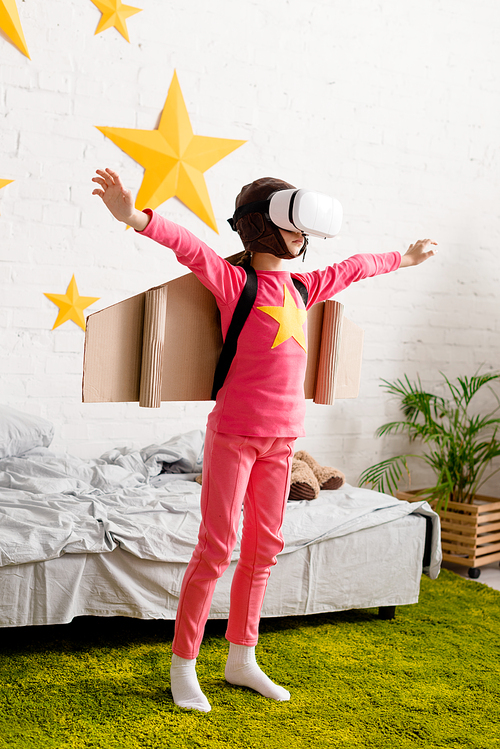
[90,0,142,42]
[44,276,100,331]
[96,71,246,232]
[0,0,30,58]
[258,284,308,352]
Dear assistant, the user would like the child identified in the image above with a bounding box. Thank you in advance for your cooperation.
[92,167,437,712]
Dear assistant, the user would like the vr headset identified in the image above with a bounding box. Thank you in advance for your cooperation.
[228,188,343,238]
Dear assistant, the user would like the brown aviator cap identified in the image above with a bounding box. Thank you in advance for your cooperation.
[232,177,306,260]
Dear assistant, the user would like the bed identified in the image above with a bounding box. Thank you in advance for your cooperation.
[0,406,441,628]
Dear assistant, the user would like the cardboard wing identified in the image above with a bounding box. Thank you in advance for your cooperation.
[82,268,364,408]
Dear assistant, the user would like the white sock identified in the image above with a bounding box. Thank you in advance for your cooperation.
[225,643,290,701]
[170,654,211,712]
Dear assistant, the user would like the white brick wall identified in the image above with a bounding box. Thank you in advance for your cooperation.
[1,0,499,493]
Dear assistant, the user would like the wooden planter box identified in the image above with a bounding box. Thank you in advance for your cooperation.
[396,490,500,578]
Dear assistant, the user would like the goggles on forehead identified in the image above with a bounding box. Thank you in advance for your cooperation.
[228,188,343,239]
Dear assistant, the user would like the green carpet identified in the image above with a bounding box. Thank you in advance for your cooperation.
[0,569,499,749]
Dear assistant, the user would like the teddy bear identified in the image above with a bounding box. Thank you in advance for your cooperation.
[196,449,345,502]
[288,450,345,501]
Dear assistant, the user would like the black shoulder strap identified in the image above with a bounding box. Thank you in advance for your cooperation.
[292,277,308,307]
[211,269,309,400]
[211,265,258,400]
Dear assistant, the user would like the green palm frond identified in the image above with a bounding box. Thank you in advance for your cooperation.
[359,455,415,496]
[467,415,500,437]
[360,370,500,506]
[448,371,500,409]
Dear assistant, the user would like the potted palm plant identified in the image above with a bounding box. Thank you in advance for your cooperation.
[359,371,500,578]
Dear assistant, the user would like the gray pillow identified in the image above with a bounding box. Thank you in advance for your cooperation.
[0,405,54,458]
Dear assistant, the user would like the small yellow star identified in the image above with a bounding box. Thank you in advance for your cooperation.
[258,284,308,351]
[90,0,142,42]
[44,276,100,331]
[0,0,30,58]
[96,71,246,232]
[0,179,13,213]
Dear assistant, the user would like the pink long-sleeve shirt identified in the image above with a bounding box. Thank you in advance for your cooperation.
[140,210,401,437]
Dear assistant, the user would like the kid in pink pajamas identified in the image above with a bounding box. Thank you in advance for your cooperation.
[93,168,437,712]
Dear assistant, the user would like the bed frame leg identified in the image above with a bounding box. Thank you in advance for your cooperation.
[378,605,396,620]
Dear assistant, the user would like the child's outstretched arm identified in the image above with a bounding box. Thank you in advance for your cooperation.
[92,168,150,232]
[399,238,437,268]
[92,167,244,305]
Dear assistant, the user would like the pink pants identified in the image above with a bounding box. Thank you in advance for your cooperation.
[172,428,295,659]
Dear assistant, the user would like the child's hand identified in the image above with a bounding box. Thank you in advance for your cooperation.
[92,168,149,231]
[399,239,438,268]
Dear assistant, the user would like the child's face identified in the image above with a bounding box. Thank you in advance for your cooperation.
[278,228,306,257]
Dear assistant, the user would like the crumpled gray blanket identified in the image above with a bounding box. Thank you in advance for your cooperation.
[0,429,204,495]
[0,429,441,578]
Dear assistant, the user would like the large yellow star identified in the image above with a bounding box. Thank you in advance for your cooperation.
[0,0,30,58]
[44,276,100,331]
[96,71,246,232]
[90,0,142,42]
[258,284,308,352]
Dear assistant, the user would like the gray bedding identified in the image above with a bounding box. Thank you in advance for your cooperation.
[0,429,441,578]
[0,408,442,627]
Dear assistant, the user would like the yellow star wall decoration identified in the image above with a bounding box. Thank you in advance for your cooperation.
[0,0,30,58]
[96,71,246,232]
[258,284,308,352]
[44,276,100,332]
[0,178,13,214]
[0,178,13,213]
[90,0,142,43]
